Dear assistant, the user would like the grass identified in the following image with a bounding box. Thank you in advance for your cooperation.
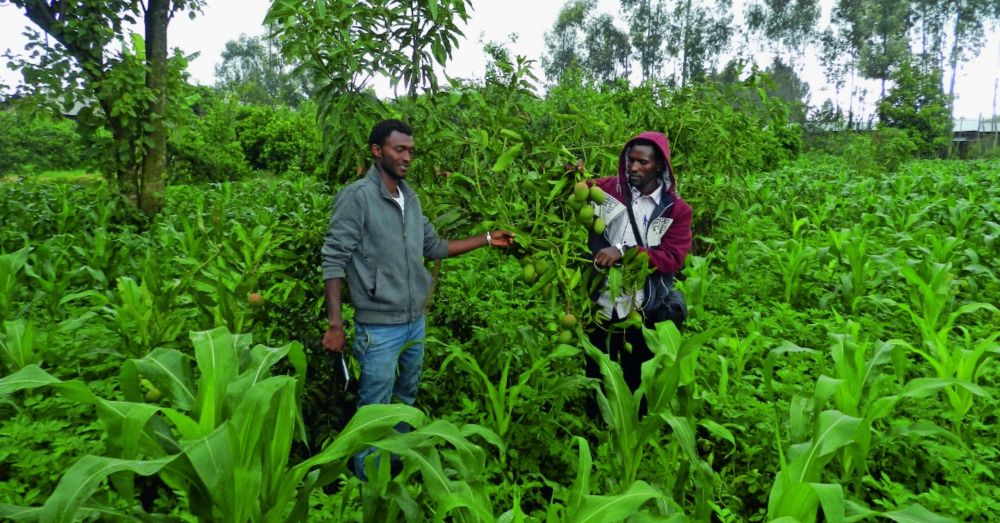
[1,169,101,184]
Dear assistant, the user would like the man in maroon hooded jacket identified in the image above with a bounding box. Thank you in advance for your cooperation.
[586,131,693,403]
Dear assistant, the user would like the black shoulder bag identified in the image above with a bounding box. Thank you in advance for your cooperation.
[624,198,687,327]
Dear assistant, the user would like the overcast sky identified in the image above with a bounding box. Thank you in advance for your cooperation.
[1,0,997,119]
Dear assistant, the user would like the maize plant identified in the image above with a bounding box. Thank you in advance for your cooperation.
[895,260,998,429]
[586,321,721,520]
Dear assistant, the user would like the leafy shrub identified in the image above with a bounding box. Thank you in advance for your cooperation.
[168,96,251,183]
[876,59,952,157]
[0,110,84,175]
[234,103,323,176]
[872,127,918,172]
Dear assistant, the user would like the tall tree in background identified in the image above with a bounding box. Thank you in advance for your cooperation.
[824,0,874,125]
[765,57,811,123]
[665,0,732,87]
[542,0,596,82]
[215,34,310,107]
[543,0,633,84]
[2,0,204,215]
[266,0,470,181]
[583,13,632,83]
[620,0,669,82]
[940,0,1000,105]
[857,0,912,97]
[745,0,821,60]
[911,0,950,62]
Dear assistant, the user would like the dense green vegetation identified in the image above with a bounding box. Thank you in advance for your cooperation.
[2,0,999,521]
[2,64,998,520]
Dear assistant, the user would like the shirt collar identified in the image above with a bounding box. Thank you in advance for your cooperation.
[630,181,663,205]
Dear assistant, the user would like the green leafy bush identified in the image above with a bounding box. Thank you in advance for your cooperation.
[876,59,952,157]
[234,103,323,176]
[168,95,251,183]
[0,111,84,175]
[872,127,919,173]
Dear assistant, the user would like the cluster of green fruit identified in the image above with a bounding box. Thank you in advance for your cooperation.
[568,181,606,234]
[557,313,577,344]
[518,256,551,284]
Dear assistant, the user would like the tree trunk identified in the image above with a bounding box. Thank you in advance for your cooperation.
[946,2,962,108]
[141,0,170,216]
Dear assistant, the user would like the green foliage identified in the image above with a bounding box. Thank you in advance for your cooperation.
[876,59,952,156]
[215,34,311,108]
[4,0,206,214]
[266,0,472,182]
[168,91,251,183]
[0,110,83,175]
[233,104,323,176]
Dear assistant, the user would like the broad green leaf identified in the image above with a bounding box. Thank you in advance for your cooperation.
[882,504,957,523]
[569,437,593,510]
[191,327,242,432]
[811,482,845,523]
[570,481,664,523]
[900,377,991,399]
[39,455,174,523]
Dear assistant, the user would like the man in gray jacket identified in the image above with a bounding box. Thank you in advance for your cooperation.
[321,119,513,478]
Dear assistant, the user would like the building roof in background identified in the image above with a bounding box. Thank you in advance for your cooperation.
[954,117,1000,132]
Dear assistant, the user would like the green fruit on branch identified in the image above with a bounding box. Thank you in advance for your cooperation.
[522,264,537,283]
[578,205,594,224]
[534,259,550,276]
[589,186,605,204]
[574,181,589,200]
[593,218,606,234]
[568,193,585,210]
[559,313,578,329]
[558,330,574,343]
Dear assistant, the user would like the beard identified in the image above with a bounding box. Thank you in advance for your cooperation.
[380,159,406,181]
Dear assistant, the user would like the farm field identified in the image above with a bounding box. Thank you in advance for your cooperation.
[1,151,997,521]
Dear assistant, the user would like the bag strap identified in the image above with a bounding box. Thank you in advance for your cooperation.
[625,188,687,280]
[625,201,646,248]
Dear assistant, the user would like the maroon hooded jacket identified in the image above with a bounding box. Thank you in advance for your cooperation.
[588,131,693,278]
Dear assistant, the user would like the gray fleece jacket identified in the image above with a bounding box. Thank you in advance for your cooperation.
[321,166,449,324]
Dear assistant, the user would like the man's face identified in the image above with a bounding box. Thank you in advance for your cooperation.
[626,144,662,194]
[373,130,415,180]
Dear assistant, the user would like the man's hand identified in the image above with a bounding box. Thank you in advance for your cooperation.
[489,230,516,248]
[323,324,346,352]
[594,246,623,268]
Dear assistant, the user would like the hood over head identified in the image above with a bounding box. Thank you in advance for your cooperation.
[617,131,677,195]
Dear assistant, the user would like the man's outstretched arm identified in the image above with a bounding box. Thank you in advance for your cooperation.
[446,230,515,256]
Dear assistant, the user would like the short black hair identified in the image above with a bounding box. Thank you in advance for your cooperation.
[369,119,413,147]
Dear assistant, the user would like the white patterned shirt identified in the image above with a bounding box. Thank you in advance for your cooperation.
[596,182,662,319]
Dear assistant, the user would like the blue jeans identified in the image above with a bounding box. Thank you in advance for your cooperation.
[351,316,425,479]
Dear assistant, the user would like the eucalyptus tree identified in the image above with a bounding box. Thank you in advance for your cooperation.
[664,0,732,87]
[823,0,875,125]
[857,0,912,97]
[765,57,811,123]
[939,0,1000,103]
[265,0,471,182]
[583,13,632,83]
[215,34,310,108]
[619,0,669,82]
[542,0,597,82]
[1,0,205,215]
[745,0,821,60]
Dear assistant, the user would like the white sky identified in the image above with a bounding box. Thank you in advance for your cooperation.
[1,0,997,119]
